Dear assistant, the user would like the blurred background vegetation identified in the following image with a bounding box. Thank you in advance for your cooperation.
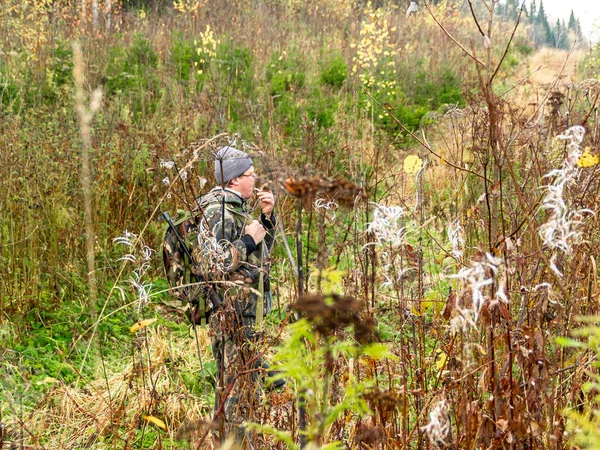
[1,0,600,448]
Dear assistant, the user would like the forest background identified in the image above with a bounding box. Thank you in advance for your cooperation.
[2,0,600,448]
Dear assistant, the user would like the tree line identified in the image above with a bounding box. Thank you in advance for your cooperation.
[498,0,584,49]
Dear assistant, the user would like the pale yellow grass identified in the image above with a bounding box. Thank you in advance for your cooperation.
[526,48,586,86]
[12,326,214,449]
[504,47,586,112]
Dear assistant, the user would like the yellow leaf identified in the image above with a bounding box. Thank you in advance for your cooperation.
[403,155,423,174]
[37,376,58,385]
[130,318,158,333]
[310,267,347,295]
[143,415,166,430]
[577,147,600,168]
[435,350,448,370]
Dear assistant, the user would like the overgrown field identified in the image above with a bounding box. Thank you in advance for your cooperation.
[2,0,600,449]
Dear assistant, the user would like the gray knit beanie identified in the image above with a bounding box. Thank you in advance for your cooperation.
[214,146,253,185]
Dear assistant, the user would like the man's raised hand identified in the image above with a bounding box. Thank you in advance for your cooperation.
[245,219,267,244]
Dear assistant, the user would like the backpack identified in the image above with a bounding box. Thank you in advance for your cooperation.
[162,211,212,326]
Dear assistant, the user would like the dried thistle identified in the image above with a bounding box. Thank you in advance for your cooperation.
[367,203,406,247]
[538,126,594,276]
[421,399,453,449]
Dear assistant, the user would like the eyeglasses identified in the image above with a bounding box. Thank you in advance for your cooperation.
[239,172,257,179]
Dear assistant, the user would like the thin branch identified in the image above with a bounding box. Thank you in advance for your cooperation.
[423,1,485,68]
[500,66,545,97]
[467,0,485,37]
[525,43,575,128]
[489,1,525,85]
[581,91,600,126]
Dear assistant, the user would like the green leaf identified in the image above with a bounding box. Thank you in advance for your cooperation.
[555,337,585,348]
[361,343,397,360]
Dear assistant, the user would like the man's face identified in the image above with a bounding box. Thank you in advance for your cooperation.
[230,166,257,199]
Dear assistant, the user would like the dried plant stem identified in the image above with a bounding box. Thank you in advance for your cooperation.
[423,1,485,68]
[362,87,486,181]
[73,41,101,351]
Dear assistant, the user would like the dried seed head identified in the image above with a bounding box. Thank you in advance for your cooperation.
[421,399,453,448]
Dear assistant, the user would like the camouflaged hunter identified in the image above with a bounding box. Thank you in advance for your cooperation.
[163,145,278,439]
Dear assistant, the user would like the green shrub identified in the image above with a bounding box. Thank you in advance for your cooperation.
[50,39,74,88]
[412,68,464,109]
[129,33,158,68]
[170,33,197,81]
[266,48,306,96]
[515,37,534,56]
[216,41,254,95]
[307,88,337,129]
[104,34,160,117]
[0,74,20,111]
[320,53,348,88]
[105,34,158,95]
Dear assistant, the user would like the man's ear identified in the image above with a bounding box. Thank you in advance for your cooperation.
[228,177,240,188]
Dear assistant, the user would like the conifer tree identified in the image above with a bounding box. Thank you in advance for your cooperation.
[576,18,584,41]
[506,0,518,20]
[555,19,569,49]
[568,10,577,32]
[537,0,554,46]
[529,0,537,20]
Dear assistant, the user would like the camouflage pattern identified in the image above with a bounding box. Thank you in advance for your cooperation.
[162,213,212,326]
[195,187,276,437]
[196,188,275,308]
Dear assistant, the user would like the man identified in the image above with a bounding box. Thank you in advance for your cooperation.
[195,145,277,440]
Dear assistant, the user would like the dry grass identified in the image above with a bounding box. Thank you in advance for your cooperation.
[6,327,212,449]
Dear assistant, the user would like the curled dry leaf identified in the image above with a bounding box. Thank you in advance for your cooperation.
[143,415,167,430]
[130,318,158,333]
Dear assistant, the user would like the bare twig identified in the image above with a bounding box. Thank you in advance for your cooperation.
[423,1,485,68]
[489,1,525,85]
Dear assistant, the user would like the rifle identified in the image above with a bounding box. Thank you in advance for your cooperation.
[162,211,223,313]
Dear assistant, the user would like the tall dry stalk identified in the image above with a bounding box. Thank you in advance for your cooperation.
[73,41,102,363]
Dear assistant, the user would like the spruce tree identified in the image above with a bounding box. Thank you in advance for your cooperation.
[506,0,518,20]
[576,18,584,40]
[537,0,554,46]
[529,0,537,21]
[555,19,569,49]
[568,10,577,32]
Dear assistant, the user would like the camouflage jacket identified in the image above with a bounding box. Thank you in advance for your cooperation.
[195,187,276,318]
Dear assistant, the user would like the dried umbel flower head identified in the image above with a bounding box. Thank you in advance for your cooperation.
[353,415,385,448]
[292,293,376,344]
[283,175,366,207]
[421,399,453,448]
[361,388,401,417]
